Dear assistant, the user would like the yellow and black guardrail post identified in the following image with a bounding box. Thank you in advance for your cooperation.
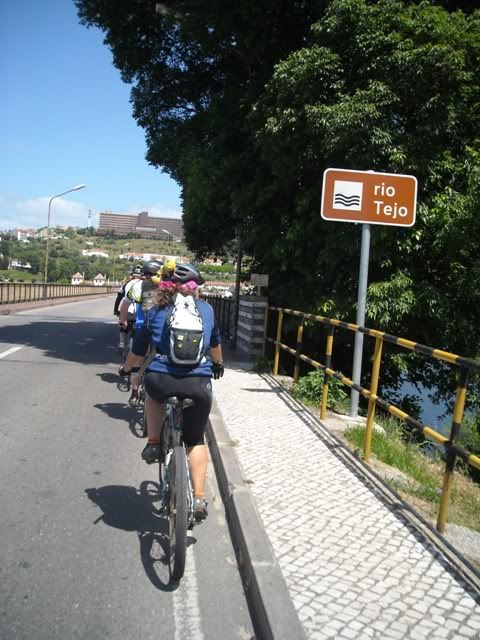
[437,366,469,534]
[273,308,283,376]
[293,316,305,384]
[364,335,384,463]
[320,326,335,420]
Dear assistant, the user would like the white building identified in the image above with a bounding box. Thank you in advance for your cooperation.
[8,259,32,270]
[71,272,84,285]
[93,273,106,286]
[82,249,109,258]
[15,228,38,241]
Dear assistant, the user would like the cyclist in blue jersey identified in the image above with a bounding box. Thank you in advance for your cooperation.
[120,264,224,520]
[119,260,163,405]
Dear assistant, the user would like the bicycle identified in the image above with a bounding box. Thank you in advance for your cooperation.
[133,346,156,436]
[159,396,199,581]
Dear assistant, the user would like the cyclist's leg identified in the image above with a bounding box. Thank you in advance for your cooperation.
[187,445,208,497]
[181,377,212,503]
[145,392,165,440]
[139,394,165,461]
[127,318,141,404]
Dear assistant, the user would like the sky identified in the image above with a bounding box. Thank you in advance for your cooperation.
[0,0,182,231]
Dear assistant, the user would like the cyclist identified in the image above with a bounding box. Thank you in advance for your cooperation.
[117,265,142,354]
[120,260,163,405]
[120,263,224,520]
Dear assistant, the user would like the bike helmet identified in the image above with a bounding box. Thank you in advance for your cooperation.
[172,263,205,285]
[131,264,143,276]
[161,258,176,280]
[143,260,163,276]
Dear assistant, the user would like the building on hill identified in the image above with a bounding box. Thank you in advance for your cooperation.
[82,249,109,258]
[15,228,38,241]
[8,259,32,270]
[97,210,184,240]
[93,274,106,286]
[71,272,84,285]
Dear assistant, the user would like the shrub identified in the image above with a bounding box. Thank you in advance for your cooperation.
[292,369,348,410]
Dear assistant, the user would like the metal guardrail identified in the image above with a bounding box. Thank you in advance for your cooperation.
[202,293,234,338]
[265,306,480,534]
[0,282,117,305]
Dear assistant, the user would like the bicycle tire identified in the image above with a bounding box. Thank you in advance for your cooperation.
[140,405,147,437]
[138,384,147,437]
[168,445,188,581]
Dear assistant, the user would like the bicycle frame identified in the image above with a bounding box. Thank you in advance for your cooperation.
[161,397,195,528]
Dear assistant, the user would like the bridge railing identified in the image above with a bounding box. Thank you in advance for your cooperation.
[265,305,480,534]
[0,282,117,305]
[202,293,234,338]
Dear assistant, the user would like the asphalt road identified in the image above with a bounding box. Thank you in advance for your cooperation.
[0,297,255,640]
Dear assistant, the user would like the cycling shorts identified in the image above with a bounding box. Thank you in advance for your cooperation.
[144,373,213,447]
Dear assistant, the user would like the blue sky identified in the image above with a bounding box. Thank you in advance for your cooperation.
[0,0,182,231]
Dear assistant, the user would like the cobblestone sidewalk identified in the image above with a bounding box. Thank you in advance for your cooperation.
[213,365,480,640]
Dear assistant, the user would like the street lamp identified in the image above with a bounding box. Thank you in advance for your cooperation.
[161,228,181,243]
[44,184,86,288]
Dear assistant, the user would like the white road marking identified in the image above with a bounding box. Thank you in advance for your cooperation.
[173,533,205,640]
[0,346,23,360]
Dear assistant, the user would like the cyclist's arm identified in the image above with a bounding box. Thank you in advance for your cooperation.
[210,344,223,364]
[118,298,129,328]
[209,316,223,364]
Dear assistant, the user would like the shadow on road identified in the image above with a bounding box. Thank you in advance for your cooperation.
[94,401,145,438]
[0,320,119,366]
[85,480,180,590]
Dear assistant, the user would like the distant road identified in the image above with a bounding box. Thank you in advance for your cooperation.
[0,297,254,640]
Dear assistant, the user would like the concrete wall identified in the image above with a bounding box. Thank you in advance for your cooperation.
[235,296,268,358]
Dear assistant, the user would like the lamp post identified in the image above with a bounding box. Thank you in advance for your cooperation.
[44,184,86,292]
[161,228,181,243]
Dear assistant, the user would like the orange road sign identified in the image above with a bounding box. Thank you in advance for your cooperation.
[321,168,417,227]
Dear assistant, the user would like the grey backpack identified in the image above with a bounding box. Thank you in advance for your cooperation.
[167,293,205,365]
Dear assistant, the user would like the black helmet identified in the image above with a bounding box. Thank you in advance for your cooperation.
[172,263,204,285]
[143,260,163,276]
[131,264,143,276]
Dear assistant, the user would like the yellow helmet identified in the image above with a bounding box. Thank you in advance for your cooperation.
[161,258,176,279]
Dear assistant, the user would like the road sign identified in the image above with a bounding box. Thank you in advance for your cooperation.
[321,168,417,227]
[251,273,269,287]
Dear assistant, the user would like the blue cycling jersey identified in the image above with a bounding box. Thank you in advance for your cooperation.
[131,298,221,377]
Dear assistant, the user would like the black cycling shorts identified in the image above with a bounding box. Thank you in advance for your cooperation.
[144,372,213,447]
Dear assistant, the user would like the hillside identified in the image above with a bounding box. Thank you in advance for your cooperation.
[0,231,238,284]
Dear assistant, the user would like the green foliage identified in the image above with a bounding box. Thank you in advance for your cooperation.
[0,233,194,284]
[198,263,235,275]
[253,355,273,373]
[345,418,441,501]
[0,269,37,282]
[292,369,348,410]
[74,0,480,406]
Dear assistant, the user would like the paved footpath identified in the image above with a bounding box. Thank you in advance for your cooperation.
[212,361,480,640]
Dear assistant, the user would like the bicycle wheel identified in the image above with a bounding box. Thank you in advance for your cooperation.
[140,407,147,437]
[168,445,188,581]
[138,384,147,437]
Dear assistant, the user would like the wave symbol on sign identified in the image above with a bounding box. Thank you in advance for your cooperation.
[334,193,361,207]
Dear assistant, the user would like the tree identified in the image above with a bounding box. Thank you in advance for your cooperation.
[75,0,330,254]
[75,0,480,406]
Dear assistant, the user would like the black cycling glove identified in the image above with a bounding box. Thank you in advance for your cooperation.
[212,361,224,380]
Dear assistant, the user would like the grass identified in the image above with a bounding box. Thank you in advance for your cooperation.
[344,416,480,532]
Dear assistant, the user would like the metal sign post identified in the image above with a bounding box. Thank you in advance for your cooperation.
[321,168,417,417]
[350,223,371,417]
